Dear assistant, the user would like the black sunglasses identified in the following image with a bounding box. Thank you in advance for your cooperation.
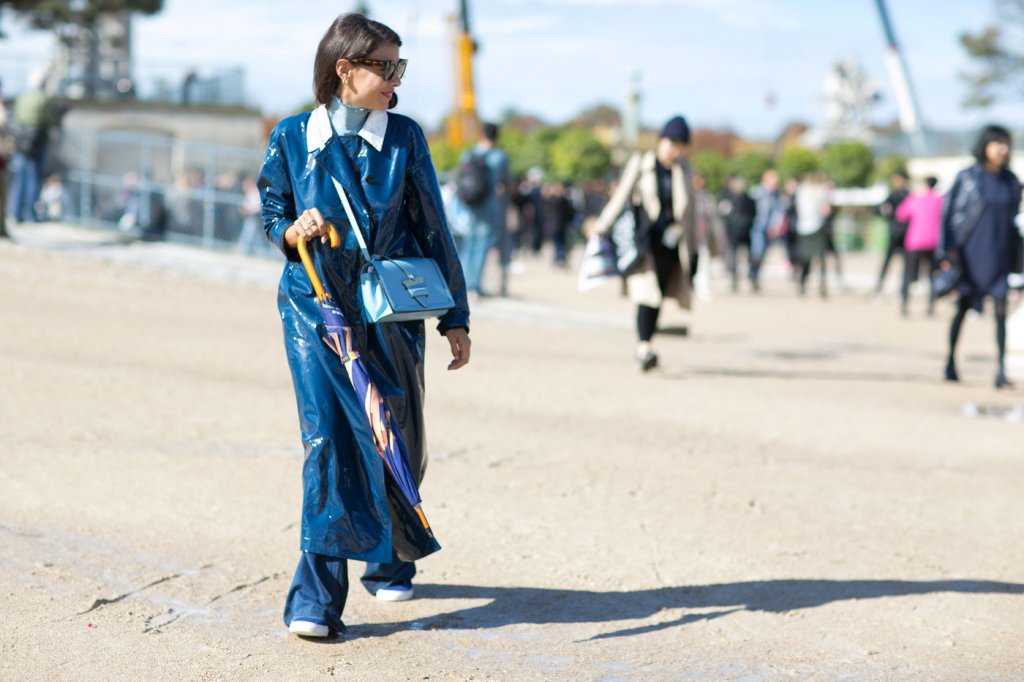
[348,58,408,81]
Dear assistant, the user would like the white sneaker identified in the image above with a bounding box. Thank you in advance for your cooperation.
[288,619,329,637]
[375,584,414,602]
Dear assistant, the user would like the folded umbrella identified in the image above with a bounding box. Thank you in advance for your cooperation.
[297,227,437,544]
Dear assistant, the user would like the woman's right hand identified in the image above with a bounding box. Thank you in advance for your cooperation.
[284,208,332,247]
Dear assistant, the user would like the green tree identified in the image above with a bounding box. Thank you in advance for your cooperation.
[428,137,464,175]
[958,0,1024,107]
[503,126,558,179]
[729,150,773,186]
[547,127,610,184]
[820,141,875,187]
[691,150,729,195]
[776,147,820,182]
[874,154,908,183]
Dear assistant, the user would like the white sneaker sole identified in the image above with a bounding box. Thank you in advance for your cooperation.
[375,586,414,602]
[288,620,329,637]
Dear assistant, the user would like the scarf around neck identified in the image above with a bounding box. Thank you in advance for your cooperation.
[328,96,370,137]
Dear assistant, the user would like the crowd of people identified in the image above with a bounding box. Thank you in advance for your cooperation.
[439,122,860,324]
[437,117,1022,384]
[441,124,603,300]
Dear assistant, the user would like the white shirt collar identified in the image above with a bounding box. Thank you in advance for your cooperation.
[306,104,388,154]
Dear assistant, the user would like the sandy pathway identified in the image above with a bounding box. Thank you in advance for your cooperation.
[1,226,1022,680]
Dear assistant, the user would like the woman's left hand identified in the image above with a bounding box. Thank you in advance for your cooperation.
[444,328,471,370]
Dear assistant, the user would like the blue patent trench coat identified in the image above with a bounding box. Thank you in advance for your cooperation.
[258,106,470,563]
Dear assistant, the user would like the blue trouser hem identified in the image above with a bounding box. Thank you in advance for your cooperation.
[284,551,417,629]
[283,552,348,633]
[360,556,416,595]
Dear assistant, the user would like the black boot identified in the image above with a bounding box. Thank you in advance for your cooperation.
[945,358,959,382]
[995,367,1014,389]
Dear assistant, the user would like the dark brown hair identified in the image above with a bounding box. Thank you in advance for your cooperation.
[312,13,402,106]
[971,124,1012,169]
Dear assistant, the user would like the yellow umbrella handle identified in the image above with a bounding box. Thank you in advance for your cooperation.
[296,224,341,301]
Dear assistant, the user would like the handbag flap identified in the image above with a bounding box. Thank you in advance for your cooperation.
[367,257,455,312]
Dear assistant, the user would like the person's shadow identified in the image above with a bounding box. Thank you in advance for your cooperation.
[347,579,1024,640]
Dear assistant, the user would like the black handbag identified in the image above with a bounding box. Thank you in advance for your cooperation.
[609,204,642,275]
[932,265,962,298]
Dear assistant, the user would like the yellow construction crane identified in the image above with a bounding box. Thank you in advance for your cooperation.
[447,0,479,148]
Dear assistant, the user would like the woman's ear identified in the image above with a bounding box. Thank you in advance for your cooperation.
[335,59,350,81]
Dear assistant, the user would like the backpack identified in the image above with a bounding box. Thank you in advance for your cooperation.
[455,153,491,206]
[10,122,40,155]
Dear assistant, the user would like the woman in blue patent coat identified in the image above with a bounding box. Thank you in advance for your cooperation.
[940,124,1022,388]
[258,14,471,638]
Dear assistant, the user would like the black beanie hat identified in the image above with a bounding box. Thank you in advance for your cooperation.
[660,115,690,143]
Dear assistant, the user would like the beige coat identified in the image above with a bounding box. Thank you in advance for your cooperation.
[593,150,697,309]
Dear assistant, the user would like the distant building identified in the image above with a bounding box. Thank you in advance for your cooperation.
[50,11,134,100]
[40,10,246,108]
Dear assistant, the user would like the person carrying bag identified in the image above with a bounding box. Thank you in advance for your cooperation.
[257,13,470,639]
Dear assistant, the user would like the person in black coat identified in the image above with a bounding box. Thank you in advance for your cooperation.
[719,174,756,292]
[941,124,1023,388]
[544,180,577,267]
[874,171,910,296]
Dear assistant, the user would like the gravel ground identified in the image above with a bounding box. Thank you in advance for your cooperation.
[1,224,1022,681]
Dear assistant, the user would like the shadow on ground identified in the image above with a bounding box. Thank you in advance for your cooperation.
[349,579,1023,641]
[669,367,944,384]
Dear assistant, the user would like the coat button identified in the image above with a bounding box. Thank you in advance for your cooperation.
[365,175,375,184]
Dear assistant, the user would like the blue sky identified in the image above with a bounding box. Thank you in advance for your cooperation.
[0,0,1022,139]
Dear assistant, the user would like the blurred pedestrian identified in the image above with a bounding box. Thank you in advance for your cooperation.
[456,121,509,296]
[512,167,545,260]
[544,180,577,268]
[257,13,470,639]
[873,171,910,297]
[749,168,786,292]
[164,170,202,237]
[794,171,833,298]
[895,176,942,317]
[116,172,141,232]
[38,172,71,221]
[941,124,1022,388]
[719,174,756,292]
[234,175,266,255]
[9,67,56,224]
[691,171,725,300]
[781,176,801,273]
[0,80,11,239]
[823,188,846,292]
[591,115,697,371]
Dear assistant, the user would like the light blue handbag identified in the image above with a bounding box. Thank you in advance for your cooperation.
[331,177,455,323]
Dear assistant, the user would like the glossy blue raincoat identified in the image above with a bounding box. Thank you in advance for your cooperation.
[258,105,469,563]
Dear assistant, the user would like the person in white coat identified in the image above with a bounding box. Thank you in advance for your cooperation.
[591,116,697,371]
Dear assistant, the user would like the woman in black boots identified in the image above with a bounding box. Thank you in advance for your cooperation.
[590,116,697,371]
[941,125,1022,388]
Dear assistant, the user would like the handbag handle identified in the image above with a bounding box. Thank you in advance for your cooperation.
[296,225,341,302]
[330,176,373,262]
[296,172,376,303]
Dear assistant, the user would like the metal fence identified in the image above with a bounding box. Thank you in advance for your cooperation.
[51,127,267,251]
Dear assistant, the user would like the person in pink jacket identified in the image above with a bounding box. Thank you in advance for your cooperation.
[895,176,942,316]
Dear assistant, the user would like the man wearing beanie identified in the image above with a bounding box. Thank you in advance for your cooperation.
[590,115,698,371]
